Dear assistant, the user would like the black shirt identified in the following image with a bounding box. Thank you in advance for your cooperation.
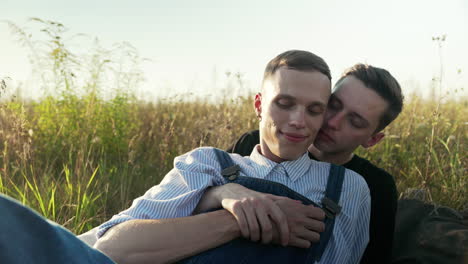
[226,130,398,264]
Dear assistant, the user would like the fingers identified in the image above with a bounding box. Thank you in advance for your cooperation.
[245,199,279,244]
[295,207,324,244]
[304,218,325,233]
[298,226,321,243]
[242,201,261,242]
[256,208,273,244]
[241,198,289,245]
[288,236,312,248]
[287,222,321,248]
[228,198,271,243]
[305,205,326,221]
[226,199,250,239]
[221,192,299,246]
[268,194,295,202]
[267,204,289,246]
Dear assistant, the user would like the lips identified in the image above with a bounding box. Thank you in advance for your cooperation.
[317,129,335,143]
[282,132,308,143]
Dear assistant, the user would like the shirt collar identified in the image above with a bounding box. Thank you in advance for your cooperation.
[248,145,277,179]
[249,145,311,182]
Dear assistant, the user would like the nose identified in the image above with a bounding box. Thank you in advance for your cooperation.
[325,111,345,130]
[289,109,306,129]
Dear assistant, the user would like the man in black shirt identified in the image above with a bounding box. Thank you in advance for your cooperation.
[227,64,403,264]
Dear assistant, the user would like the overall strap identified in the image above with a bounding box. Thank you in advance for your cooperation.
[313,164,346,261]
[213,148,234,169]
[213,148,241,179]
[323,164,346,215]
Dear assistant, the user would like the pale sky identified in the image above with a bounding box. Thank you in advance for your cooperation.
[1,0,467,100]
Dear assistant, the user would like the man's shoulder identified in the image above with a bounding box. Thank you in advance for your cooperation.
[347,155,398,213]
[244,130,260,137]
[348,154,389,174]
[227,130,260,156]
[177,147,248,164]
[174,147,222,165]
[180,146,234,155]
[348,154,396,187]
[343,166,370,192]
[178,146,215,157]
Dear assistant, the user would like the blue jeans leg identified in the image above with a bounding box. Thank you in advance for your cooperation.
[0,194,115,264]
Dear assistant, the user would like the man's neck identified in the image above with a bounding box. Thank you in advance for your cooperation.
[308,146,354,165]
[257,143,285,163]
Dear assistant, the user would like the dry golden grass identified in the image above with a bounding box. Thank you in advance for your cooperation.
[0,93,466,233]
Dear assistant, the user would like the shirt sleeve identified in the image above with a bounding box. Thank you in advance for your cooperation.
[97,147,226,238]
[348,184,371,264]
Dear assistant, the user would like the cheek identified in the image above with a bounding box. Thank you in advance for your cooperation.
[324,109,335,121]
[261,116,278,139]
[307,115,325,131]
[340,126,371,144]
[268,108,288,125]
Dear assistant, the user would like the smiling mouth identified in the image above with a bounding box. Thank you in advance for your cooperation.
[281,132,308,143]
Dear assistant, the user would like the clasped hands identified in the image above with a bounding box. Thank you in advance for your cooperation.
[195,183,326,248]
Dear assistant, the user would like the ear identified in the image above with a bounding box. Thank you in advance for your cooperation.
[362,132,385,148]
[254,93,262,118]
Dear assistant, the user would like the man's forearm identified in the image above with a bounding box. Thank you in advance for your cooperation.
[95,210,240,264]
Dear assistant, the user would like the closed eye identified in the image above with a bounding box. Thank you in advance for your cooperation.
[276,98,294,108]
[308,104,325,115]
[349,114,369,128]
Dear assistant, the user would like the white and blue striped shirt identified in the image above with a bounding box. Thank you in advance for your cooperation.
[98,146,370,264]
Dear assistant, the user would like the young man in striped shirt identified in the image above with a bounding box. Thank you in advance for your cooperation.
[95,50,371,264]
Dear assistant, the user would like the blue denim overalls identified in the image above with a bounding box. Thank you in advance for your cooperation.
[179,149,345,264]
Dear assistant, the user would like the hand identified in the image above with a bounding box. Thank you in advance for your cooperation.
[213,183,293,246]
[272,199,325,248]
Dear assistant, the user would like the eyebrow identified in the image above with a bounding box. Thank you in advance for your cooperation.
[277,94,327,107]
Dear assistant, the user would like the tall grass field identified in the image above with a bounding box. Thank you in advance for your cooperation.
[1,19,466,234]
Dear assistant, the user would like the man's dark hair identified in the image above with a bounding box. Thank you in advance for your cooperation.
[336,64,404,132]
[262,50,332,85]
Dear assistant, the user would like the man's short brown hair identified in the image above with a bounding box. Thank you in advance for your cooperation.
[263,50,332,85]
[336,64,404,132]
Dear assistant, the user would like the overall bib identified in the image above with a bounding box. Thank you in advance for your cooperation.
[179,149,345,264]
